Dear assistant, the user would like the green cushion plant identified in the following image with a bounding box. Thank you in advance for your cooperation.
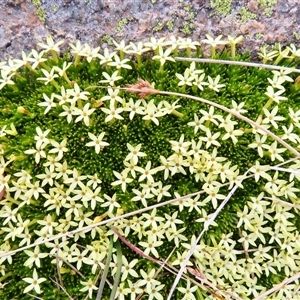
[0,35,300,300]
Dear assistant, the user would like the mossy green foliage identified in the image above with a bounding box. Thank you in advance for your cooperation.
[257,0,277,16]
[238,7,257,23]
[52,4,58,13]
[150,3,197,34]
[35,6,47,21]
[166,20,174,31]
[183,4,192,11]
[31,0,41,5]
[257,0,278,7]
[210,0,232,15]
[116,18,134,33]
[180,21,194,34]
[100,34,114,45]
[294,31,300,40]
[30,0,47,22]
[152,20,164,32]
[0,38,300,299]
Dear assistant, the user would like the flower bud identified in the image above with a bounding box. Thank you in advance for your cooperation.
[295,76,300,91]
[17,106,30,115]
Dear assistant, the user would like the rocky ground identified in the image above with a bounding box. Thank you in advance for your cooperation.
[0,0,299,61]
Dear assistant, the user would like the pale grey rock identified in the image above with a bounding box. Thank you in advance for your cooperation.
[0,0,299,61]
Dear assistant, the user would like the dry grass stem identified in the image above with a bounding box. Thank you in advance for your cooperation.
[0,191,207,258]
[113,227,233,298]
[27,294,43,300]
[0,157,293,260]
[99,79,300,158]
[263,196,300,209]
[50,277,74,300]
[174,57,300,73]
[254,272,300,300]
[167,168,249,300]
[135,247,177,300]
[54,254,85,278]
[55,246,64,290]
[157,89,300,158]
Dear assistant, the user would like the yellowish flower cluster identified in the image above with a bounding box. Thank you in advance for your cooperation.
[0,34,300,300]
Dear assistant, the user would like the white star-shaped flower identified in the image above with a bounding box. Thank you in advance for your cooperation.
[86,132,109,154]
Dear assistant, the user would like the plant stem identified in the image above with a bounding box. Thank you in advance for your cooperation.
[156,89,300,158]
[174,57,300,73]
